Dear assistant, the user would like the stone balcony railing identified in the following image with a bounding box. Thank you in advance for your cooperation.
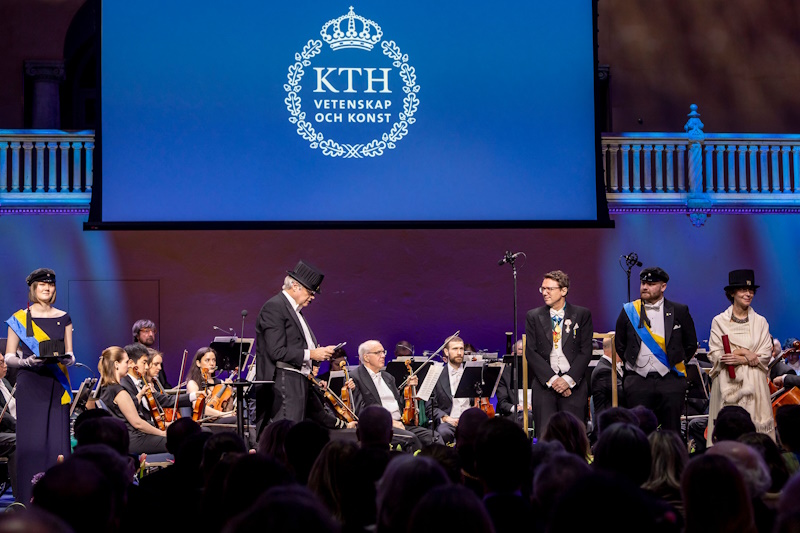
[0,129,93,214]
[3,106,800,224]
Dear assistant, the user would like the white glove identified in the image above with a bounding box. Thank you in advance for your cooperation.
[58,352,76,367]
[12,354,45,368]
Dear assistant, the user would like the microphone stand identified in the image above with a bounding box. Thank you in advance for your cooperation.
[621,253,641,302]
[234,310,248,438]
[500,252,521,421]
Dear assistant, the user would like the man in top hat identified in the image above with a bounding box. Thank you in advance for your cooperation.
[525,270,594,438]
[255,261,337,430]
[615,266,697,432]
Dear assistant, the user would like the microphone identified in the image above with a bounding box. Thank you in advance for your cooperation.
[622,252,643,267]
[241,310,248,317]
[498,251,523,266]
[213,325,235,335]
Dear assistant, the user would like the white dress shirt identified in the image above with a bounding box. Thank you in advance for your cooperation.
[366,367,402,421]
[282,290,314,375]
[448,363,470,420]
[628,298,669,377]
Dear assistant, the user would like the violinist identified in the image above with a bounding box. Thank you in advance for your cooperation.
[98,346,167,454]
[186,347,236,420]
[121,344,194,425]
[773,337,800,390]
[427,335,471,444]
[306,364,357,430]
[350,340,436,450]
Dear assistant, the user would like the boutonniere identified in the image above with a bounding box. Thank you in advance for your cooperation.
[564,319,572,334]
[666,312,672,317]
[573,323,580,336]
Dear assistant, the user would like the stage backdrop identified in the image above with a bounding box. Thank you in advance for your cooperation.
[1,214,799,383]
[98,0,605,225]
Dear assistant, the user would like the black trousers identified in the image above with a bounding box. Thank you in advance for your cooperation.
[531,378,588,439]
[623,372,686,433]
[0,432,17,498]
[271,368,309,423]
[129,430,167,455]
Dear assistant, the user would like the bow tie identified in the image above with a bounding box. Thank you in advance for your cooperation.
[644,302,662,311]
[550,309,565,319]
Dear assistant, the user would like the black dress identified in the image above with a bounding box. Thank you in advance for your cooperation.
[100,383,167,455]
[14,314,72,504]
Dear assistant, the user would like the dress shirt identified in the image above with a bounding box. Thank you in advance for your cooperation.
[546,305,576,388]
[282,290,314,375]
[628,298,669,377]
[602,354,624,377]
[0,380,16,419]
[366,367,401,421]
[448,364,470,420]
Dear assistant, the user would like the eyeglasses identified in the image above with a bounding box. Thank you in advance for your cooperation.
[539,286,562,293]
[366,350,387,356]
[295,283,316,297]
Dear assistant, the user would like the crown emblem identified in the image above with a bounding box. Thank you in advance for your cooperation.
[320,6,383,51]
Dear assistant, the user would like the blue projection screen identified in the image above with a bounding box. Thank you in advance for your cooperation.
[96,1,605,226]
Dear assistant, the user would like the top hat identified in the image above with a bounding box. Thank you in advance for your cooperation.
[26,268,56,286]
[640,267,669,283]
[287,260,324,294]
[724,269,759,292]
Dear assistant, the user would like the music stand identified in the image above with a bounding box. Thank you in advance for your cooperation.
[328,370,345,393]
[209,336,257,438]
[387,357,431,387]
[70,377,98,416]
[454,361,503,401]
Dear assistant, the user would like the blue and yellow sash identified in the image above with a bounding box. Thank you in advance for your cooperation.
[624,300,686,377]
[6,309,73,404]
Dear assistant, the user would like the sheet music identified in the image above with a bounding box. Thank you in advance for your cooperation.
[416,362,444,402]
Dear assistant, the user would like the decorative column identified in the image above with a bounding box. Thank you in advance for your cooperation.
[684,104,709,226]
[24,60,66,129]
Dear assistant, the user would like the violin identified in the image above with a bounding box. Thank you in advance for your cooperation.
[402,359,419,426]
[191,367,209,422]
[207,367,238,412]
[340,360,354,413]
[308,373,357,423]
[164,349,189,423]
[471,355,495,418]
[132,365,167,431]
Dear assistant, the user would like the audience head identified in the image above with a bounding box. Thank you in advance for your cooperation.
[530,439,565,475]
[285,420,330,484]
[593,422,651,486]
[175,431,212,474]
[257,418,295,464]
[776,404,800,453]
[32,457,118,532]
[417,443,462,484]
[223,485,339,533]
[376,455,450,533]
[0,507,74,533]
[408,485,495,533]
[630,405,659,435]
[681,453,756,533]
[712,405,756,443]
[532,452,591,519]
[707,440,771,499]
[642,430,688,493]
[166,418,202,456]
[454,407,488,475]
[475,417,530,494]
[308,440,360,520]
[74,416,130,456]
[201,431,247,481]
[541,411,590,460]
[356,406,393,449]
[222,453,294,523]
[737,432,789,492]
[596,406,639,436]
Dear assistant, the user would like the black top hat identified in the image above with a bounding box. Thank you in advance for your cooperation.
[640,267,669,283]
[26,268,56,286]
[287,260,324,294]
[724,269,759,292]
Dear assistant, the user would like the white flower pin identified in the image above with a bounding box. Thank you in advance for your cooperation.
[564,319,572,334]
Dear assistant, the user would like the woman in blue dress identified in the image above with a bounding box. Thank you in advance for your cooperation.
[4,268,75,504]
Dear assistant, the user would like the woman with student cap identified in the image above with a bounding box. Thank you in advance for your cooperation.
[4,268,76,503]
[706,269,774,446]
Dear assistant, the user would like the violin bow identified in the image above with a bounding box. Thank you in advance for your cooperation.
[399,330,460,389]
[172,349,188,414]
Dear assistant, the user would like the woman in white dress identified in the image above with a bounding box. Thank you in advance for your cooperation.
[706,269,774,447]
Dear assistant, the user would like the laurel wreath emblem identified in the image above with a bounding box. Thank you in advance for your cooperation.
[284,39,420,158]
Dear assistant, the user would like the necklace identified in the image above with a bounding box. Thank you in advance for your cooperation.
[731,315,749,324]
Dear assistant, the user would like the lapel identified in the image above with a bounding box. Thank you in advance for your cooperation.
[356,365,381,405]
[281,293,303,336]
[439,365,454,401]
[562,302,576,355]
[664,299,675,347]
[538,306,553,350]
[0,380,7,408]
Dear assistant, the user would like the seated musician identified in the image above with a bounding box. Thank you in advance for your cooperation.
[98,346,167,454]
[772,337,800,387]
[0,353,18,498]
[426,335,471,444]
[306,364,357,430]
[496,339,533,422]
[350,340,437,450]
[186,347,236,420]
[122,344,194,425]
